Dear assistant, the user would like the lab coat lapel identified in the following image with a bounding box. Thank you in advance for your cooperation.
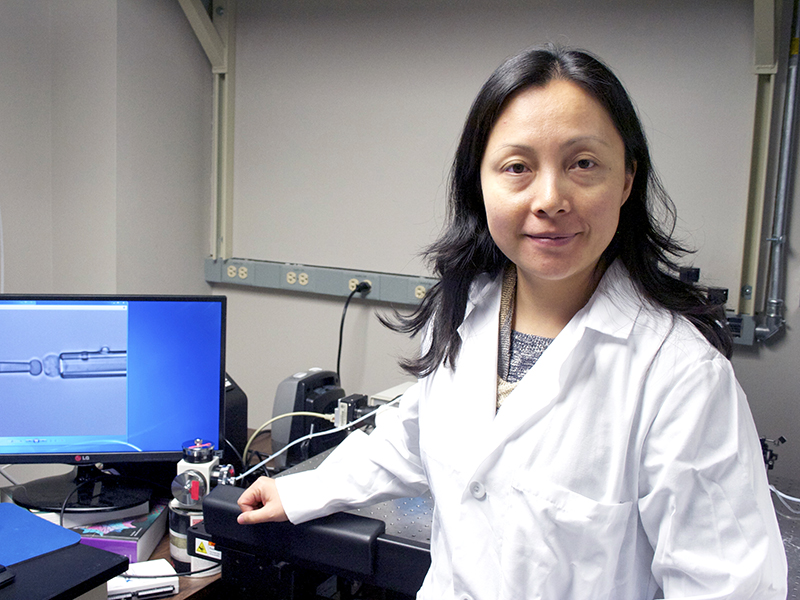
[486,311,585,453]
[446,277,503,468]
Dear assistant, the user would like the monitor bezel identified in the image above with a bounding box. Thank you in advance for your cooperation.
[0,293,227,466]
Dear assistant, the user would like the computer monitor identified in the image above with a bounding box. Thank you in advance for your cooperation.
[0,294,226,514]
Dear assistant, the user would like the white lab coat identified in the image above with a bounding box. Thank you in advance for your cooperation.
[276,261,787,600]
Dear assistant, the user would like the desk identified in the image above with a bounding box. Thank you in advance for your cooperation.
[0,542,127,600]
[0,509,220,600]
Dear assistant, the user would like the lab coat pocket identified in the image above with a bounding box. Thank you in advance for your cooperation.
[500,480,634,600]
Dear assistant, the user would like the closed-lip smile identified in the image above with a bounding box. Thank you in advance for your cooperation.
[528,232,577,239]
[526,232,578,246]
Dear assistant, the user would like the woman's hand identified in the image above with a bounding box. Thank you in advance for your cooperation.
[236,476,289,524]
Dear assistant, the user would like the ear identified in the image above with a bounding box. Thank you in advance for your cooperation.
[621,161,637,206]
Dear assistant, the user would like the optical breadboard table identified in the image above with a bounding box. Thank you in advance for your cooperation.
[202,449,432,598]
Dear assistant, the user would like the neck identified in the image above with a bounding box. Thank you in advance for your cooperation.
[512,265,604,338]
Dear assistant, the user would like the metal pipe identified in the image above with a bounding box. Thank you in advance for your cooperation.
[757,2,800,341]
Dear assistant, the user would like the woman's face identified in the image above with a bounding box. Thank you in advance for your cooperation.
[480,79,634,295]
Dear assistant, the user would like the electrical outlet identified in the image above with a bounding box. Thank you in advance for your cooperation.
[225,263,251,280]
[345,272,379,297]
[348,277,373,293]
[206,259,440,304]
[408,277,437,303]
[280,264,311,290]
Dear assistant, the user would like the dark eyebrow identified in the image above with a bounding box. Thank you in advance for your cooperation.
[492,143,533,153]
[563,135,613,148]
[490,136,614,155]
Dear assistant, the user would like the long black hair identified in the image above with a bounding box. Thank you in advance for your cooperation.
[385,45,732,377]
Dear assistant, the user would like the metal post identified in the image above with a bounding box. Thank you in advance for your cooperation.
[757,0,800,341]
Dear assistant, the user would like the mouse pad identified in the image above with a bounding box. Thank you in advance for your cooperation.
[0,503,81,566]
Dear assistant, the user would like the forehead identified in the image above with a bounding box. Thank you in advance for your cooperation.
[487,79,621,146]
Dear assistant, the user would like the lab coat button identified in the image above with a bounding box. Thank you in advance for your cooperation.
[469,481,486,500]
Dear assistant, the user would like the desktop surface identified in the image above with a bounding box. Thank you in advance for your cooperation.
[0,542,127,600]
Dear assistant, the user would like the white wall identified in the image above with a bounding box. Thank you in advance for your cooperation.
[0,0,53,294]
[116,0,213,294]
[232,0,755,293]
[51,1,118,293]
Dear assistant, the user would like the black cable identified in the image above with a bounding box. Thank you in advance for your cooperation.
[242,429,271,469]
[58,472,163,526]
[60,477,103,527]
[336,281,371,386]
[224,436,245,470]
[336,289,359,382]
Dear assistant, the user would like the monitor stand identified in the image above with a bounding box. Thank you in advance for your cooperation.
[11,465,153,514]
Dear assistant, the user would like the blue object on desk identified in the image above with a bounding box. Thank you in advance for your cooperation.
[0,503,80,566]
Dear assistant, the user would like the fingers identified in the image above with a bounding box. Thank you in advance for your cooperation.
[237,504,286,524]
[236,476,268,510]
[236,476,289,524]
[236,501,289,524]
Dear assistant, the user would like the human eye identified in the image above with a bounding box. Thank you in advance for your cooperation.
[573,158,596,170]
[503,162,529,174]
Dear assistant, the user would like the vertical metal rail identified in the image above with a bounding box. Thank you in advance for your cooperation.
[757,1,800,341]
[179,0,236,261]
[741,0,779,319]
[740,73,776,318]
[213,1,235,261]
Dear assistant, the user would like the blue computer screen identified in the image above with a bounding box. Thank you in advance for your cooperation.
[0,296,225,461]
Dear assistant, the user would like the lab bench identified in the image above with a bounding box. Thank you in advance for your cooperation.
[204,457,800,599]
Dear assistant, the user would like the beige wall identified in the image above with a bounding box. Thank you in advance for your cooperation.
[0,0,54,293]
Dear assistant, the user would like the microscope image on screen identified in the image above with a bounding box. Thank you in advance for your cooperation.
[0,304,129,441]
[0,347,127,379]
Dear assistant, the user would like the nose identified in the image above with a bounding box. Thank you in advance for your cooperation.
[530,169,569,217]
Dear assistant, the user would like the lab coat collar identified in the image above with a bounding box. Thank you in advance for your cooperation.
[458,260,641,343]
[458,272,498,338]
[575,260,642,340]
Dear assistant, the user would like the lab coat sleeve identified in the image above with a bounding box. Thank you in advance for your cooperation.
[637,351,787,599]
[274,381,429,524]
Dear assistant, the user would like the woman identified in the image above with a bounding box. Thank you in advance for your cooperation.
[238,46,787,599]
